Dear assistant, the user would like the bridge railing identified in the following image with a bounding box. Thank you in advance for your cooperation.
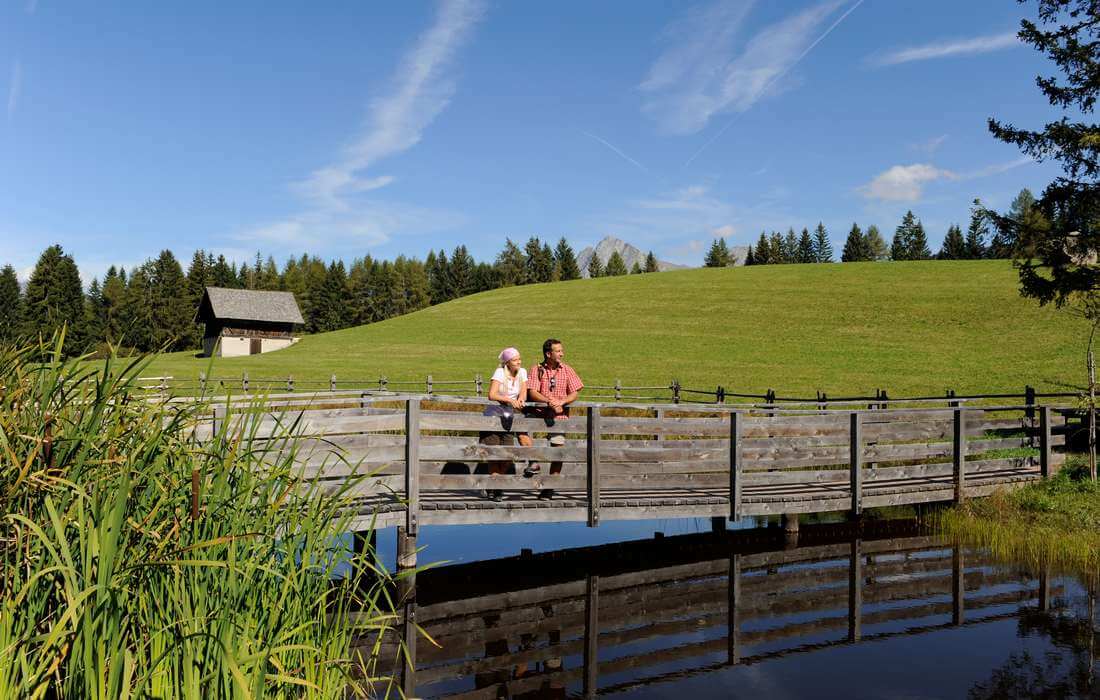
[191,396,1071,531]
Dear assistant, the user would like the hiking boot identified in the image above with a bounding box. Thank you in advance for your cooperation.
[490,489,504,502]
[538,489,555,500]
[523,463,542,477]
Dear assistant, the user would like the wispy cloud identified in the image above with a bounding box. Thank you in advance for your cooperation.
[25,0,38,14]
[874,32,1018,66]
[579,130,652,177]
[640,0,861,138]
[8,60,22,120]
[859,155,1035,202]
[911,134,948,155]
[859,164,957,202]
[241,0,485,250]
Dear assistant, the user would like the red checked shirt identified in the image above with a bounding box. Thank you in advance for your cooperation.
[526,362,583,418]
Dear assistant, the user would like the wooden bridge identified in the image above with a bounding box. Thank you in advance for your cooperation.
[193,390,1072,563]
[360,523,1075,699]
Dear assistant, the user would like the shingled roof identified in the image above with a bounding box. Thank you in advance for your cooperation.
[197,287,305,325]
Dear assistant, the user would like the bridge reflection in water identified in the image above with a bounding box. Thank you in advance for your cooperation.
[359,522,1092,699]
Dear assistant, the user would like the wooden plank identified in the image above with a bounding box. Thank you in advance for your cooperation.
[730,412,743,520]
[419,475,588,490]
[419,411,580,434]
[406,399,420,535]
[588,407,601,527]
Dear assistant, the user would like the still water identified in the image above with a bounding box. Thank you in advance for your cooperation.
[366,518,1099,699]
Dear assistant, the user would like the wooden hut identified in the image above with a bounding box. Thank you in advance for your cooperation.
[195,287,305,357]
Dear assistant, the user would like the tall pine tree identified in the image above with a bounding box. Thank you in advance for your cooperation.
[555,238,581,280]
[0,264,22,345]
[813,223,833,262]
[938,225,967,260]
[450,245,475,297]
[495,239,526,287]
[866,225,888,261]
[796,229,815,263]
[965,206,989,260]
[704,238,731,267]
[605,251,628,276]
[644,251,659,272]
[841,223,869,262]
[586,254,604,278]
[21,244,85,354]
[149,250,192,350]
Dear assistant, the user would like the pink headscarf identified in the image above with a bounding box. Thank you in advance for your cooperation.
[498,347,520,365]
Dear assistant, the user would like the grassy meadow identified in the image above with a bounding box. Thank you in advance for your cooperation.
[143,260,1086,397]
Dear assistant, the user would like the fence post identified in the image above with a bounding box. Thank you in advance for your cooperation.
[671,380,681,404]
[850,412,862,517]
[1040,406,1052,478]
[330,374,337,392]
[426,374,433,396]
[199,372,206,395]
[242,371,248,393]
[655,407,665,442]
[766,389,777,416]
[380,375,388,392]
[730,412,742,521]
[953,408,967,503]
[947,388,958,408]
[587,407,601,527]
[879,389,889,410]
[405,399,420,537]
[614,379,622,402]
[211,404,222,437]
[717,385,725,404]
[475,374,482,397]
[287,375,294,392]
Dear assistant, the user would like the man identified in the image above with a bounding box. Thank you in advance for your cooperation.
[526,338,583,499]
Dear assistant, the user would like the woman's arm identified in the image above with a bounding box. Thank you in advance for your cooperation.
[489,379,525,408]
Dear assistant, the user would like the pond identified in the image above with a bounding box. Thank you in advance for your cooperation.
[365,517,1098,699]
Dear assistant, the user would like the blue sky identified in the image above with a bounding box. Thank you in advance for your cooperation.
[1,0,1065,283]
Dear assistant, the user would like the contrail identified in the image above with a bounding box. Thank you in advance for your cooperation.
[580,129,653,177]
[683,0,865,168]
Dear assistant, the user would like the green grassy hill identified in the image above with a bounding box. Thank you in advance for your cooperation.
[143,260,1086,397]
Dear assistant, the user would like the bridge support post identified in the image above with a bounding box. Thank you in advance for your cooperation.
[400,582,417,699]
[711,516,726,534]
[397,526,417,570]
[1039,561,1051,612]
[405,399,420,537]
[729,411,743,522]
[728,554,740,665]
[583,575,599,699]
[848,539,862,642]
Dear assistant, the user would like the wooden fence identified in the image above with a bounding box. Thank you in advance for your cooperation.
[191,394,1070,537]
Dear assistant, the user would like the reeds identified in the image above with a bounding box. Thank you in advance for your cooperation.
[0,336,399,698]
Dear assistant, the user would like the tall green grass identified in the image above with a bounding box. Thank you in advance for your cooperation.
[0,337,401,698]
[938,457,1100,576]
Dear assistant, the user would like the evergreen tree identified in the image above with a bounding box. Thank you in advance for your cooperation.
[0,264,22,344]
[796,228,815,263]
[450,245,475,297]
[259,255,281,290]
[865,225,888,261]
[744,245,756,265]
[348,256,376,325]
[495,239,526,287]
[841,223,869,262]
[471,262,500,292]
[939,224,967,260]
[782,229,799,263]
[523,237,553,283]
[101,266,126,345]
[149,250,191,351]
[990,188,1036,258]
[630,261,643,274]
[644,251,659,273]
[555,238,581,280]
[891,211,930,260]
[768,232,785,263]
[587,254,604,278]
[964,206,989,260]
[605,250,628,276]
[313,261,350,332]
[704,238,731,267]
[813,222,834,262]
[83,278,105,350]
[429,249,452,303]
[755,232,772,264]
[210,255,236,287]
[21,244,85,354]
[120,265,155,352]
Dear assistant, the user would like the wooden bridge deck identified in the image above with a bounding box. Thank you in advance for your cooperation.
[194,393,1071,537]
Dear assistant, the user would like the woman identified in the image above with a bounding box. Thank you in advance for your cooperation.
[483,347,537,501]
